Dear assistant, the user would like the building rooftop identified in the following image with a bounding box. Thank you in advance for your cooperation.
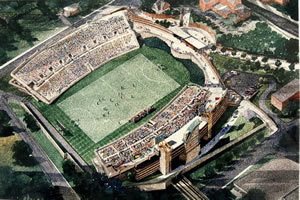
[64,3,79,12]
[227,0,237,5]
[272,79,299,102]
[204,0,214,3]
[213,3,231,15]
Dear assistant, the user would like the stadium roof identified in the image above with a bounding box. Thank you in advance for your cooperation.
[169,27,206,49]
[272,79,299,102]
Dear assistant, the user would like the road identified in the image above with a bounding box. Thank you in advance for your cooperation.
[242,0,298,37]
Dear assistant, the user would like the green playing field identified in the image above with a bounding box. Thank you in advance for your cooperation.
[57,54,179,142]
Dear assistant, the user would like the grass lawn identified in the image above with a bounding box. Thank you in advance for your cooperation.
[31,44,195,165]
[30,130,64,173]
[223,116,256,141]
[0,134,41,172]
[57,54,180,143]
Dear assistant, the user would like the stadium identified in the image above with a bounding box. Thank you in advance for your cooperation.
[9,7,234,181]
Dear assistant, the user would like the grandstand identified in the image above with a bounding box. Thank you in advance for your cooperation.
[10,10,139,104]
[94,85,228,180]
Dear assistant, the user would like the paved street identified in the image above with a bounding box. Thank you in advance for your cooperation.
[242,0,298,37]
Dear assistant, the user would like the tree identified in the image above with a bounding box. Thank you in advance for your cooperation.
[0,110,13,137]
[288,63,295,71]
[127,170,136,181]
[275,60,282,67]
[231,51,237,56]
[0,126,14,137]
[254,61,260,70]
[262,56,268,63]
[264,64,271,73]
[233,145,242,157]
[209,188,234,200]
[240,188,266,200]
[241,53,247,58]
[12,140,36,166]
[24,113,39,132]
[62,159,76,177]
[88,0,99,9]
[248,138,257,147]
[215,159,224,171]
[223,152,234,163]
[251,56,257,61]
[221,47,227,53]
[0,48,8,65]
[0,166,60,199]
[204,166,216,178]
[211,45,217,51]
[282,100,299,117]
[285,0,298,20]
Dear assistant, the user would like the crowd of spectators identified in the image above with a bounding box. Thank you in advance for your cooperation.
[97,86,210,169]
[12,12,139,103]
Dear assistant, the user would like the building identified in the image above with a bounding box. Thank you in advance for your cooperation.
[64,3,80,17]
[234,158,299,200]
[152,0,170,14]
[260,0,289,6]
[199,0,251,22]
[271,79,300,111]
[93,86,229,181]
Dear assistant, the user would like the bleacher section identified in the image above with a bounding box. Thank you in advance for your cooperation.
[11,11,140,104]
[96,86,210,172]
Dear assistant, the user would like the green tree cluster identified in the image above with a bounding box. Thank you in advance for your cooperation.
[0,166,61,199]
[62,160,152,199]
[12,140,37,166]
[0,110,13,137]
[217,22,299,63]
[24,113,40,132]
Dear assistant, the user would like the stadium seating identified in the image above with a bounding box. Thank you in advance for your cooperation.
[11,11,139,104]
[97,86,209,168]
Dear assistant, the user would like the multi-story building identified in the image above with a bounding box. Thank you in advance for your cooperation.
[199,0,251,22]
[271,79,299,111]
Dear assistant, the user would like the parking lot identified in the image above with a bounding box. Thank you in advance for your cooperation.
[225,71,261,99]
